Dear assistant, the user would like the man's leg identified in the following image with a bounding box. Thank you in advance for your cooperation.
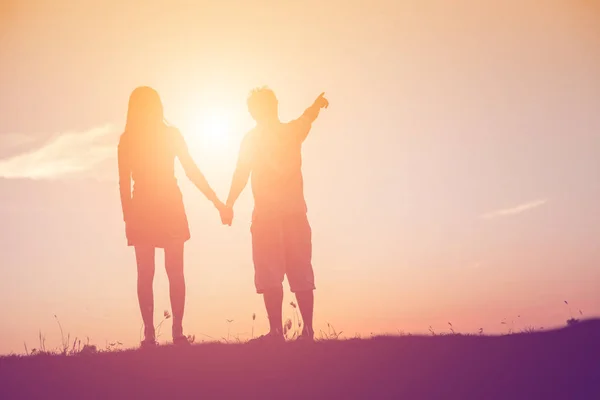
[252,217,286,339]
[135,246,156,341]
[263,287,284,336]
[285,213,316,339]
[295,290,314,337]
[165,242,186,339]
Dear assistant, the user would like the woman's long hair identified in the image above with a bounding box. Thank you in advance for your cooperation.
[124,86,165,133]
[120,86,171,164]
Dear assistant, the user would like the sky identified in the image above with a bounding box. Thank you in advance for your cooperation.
[0,0,599,353]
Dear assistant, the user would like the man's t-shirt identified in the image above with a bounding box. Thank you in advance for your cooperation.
[239,118,312,220]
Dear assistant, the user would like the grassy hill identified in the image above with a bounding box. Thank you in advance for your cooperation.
[1,319,599,399]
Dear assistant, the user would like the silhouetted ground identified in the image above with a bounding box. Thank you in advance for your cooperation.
[1,319,599,400]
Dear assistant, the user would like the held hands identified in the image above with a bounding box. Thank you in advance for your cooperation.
[214,200,233,226]
[220,206,233,226]
[314,92,329,109]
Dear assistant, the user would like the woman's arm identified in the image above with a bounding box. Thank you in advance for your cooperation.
[174,129,222,207]
[117,138,132,222]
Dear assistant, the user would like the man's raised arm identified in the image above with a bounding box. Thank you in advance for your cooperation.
[294,92,329,142]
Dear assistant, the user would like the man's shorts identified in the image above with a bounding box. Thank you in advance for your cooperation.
[251,212,315,294]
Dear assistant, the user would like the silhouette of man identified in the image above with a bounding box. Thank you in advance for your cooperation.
[221,88,329,342]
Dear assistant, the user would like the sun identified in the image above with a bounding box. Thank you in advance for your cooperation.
[183,107,234,153]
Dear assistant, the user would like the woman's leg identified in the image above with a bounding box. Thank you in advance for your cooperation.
[135,246,156,341]
[165,242,185,339]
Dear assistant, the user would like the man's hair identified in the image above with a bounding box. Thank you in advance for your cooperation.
[247,86,278,122]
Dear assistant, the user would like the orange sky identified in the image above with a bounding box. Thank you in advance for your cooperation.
[0,0,599,353]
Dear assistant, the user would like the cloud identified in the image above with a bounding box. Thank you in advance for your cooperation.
[481,199,548,220]
[0,124,118,180]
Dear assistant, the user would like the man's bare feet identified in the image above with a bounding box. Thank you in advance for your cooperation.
[248,332,285,344]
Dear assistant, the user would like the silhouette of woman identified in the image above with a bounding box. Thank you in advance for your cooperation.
[118,87,225,347]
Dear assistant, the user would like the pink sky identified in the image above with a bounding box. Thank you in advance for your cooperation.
[0,0,598,353]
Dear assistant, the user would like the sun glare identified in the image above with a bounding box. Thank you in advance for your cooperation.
[183,108,234,154]
[203,112,230,146]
